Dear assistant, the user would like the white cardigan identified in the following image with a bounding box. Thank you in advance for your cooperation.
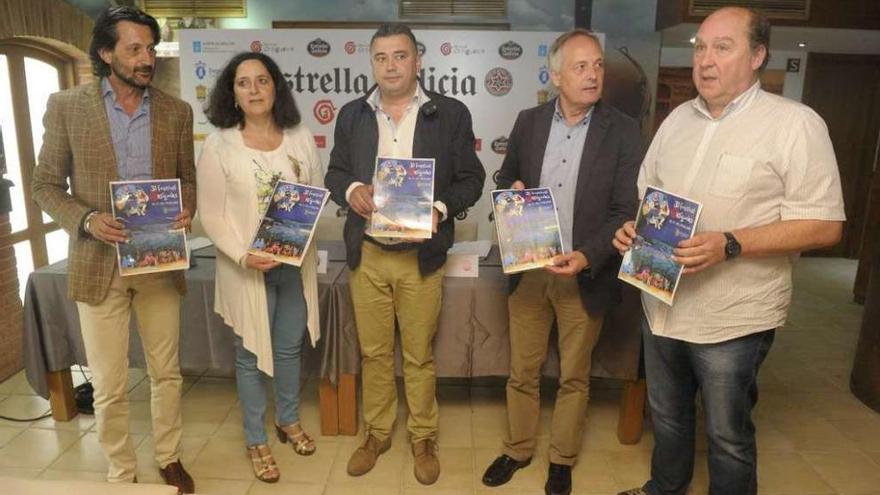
[196,125,323,376]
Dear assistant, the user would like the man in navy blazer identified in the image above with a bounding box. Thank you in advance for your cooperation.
[481,29,642,495]
[325,23,485,486]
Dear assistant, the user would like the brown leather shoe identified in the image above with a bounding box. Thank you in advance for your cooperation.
[159,460,195,494]
[346,434,391,476]
[412,438,440,485]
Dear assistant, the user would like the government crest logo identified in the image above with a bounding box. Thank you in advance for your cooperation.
[537,89,550,104]
[484,67,513,97]
[192,41,202,53]
[194,61,207,80]
[538,65,550,85]
[440,42,452,56]
[195,85,207,103]
[344,41,356,54]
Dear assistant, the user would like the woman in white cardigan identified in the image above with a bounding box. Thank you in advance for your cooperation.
[197,52,321,483]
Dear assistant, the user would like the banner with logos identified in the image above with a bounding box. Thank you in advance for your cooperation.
[180,29,604,239]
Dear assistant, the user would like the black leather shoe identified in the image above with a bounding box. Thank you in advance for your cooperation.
[481,454,531,487]
[545,462,572,495]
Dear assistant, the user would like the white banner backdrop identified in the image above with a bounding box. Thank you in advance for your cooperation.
[180,29,604,239]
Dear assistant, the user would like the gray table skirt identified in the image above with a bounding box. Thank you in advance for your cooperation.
[23,241,641,399]
[332,263,642,380]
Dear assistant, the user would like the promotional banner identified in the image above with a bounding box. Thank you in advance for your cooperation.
[180,29,604,239]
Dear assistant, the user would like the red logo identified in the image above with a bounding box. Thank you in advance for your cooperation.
[474,139,482,152]
[250,40,262,53]
[440,42,452,56]
[344,41,356,54]
[314,135,327,148]
[313,100,337,125]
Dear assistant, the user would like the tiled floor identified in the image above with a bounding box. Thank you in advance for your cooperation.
[1,258,878,494]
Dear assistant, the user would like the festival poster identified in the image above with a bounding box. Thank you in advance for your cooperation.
[492,188,564,274]
[368,156,435,239]
[249,181,329,267]
[109,179,189,276]
[618,186,702,305]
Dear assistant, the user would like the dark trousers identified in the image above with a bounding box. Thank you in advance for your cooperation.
[642,319,775,495]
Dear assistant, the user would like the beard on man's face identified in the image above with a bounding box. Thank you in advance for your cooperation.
[110,57,154,89]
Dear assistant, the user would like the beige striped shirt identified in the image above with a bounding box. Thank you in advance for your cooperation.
[638,82,845,343]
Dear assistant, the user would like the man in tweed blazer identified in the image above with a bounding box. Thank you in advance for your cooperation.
[31,7,195,492]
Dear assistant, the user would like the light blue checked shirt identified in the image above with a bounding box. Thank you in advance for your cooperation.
[101,77,152,180]
[539,99,593,252]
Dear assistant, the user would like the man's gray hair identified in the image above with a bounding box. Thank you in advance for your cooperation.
[548,28,602,73]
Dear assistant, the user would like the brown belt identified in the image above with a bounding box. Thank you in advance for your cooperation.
[364,235,420,252]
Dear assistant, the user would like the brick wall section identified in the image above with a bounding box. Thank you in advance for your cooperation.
[0,213,23,382]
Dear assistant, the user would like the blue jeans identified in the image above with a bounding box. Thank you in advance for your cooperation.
[642,319,775,495]
[234,264,307,446]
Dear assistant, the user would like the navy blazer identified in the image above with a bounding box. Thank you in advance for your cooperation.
[325,85,486,274]
[496,99,642,315]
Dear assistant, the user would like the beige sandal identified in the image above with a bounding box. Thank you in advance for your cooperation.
[247,444,280,483]
[275,422,317,456]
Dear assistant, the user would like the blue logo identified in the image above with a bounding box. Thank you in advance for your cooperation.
[195,61,206,80]
[538,65,549,85]
[538,44,548,57]
[192,41,202,53]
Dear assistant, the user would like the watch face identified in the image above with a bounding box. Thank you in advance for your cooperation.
[726,235,741,258]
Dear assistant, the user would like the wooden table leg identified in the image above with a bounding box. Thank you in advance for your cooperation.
[319,374,359,436]
[318,377,339,436]
[46,369,77,421]
[337,373,358,435]
[617,378,646,445]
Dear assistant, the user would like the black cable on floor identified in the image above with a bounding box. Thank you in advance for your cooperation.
[0,365,94,421]
[0,412,53,422]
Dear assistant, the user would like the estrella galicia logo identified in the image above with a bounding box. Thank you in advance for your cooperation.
[498,41,523,60]
[192,41,202,53]
[484,67,513,97]
[250,40,262,53]
[194,61,207,80]
[308,38,331,57]
[538,44,548,57]
[538,65,550,85]
[491,136,509,154]
[416,41,426,57]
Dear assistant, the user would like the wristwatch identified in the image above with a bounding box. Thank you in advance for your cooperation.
[723,232,741,260]
[83,211,98,236]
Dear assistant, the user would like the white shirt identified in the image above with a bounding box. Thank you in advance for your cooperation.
[345,85,447,244]
[638,82,846,343]
[197,126,324,375]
